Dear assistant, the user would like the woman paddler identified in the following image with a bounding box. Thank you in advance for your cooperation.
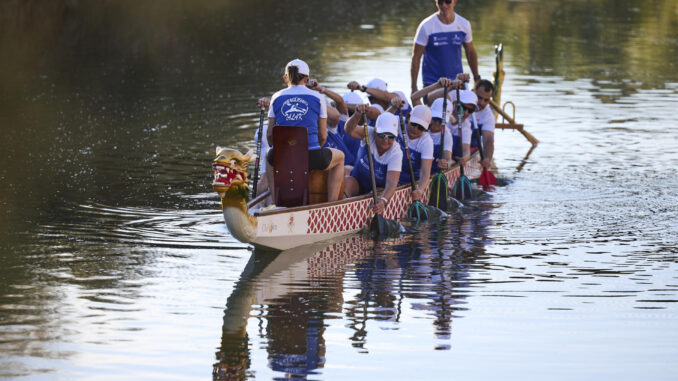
[343,106,403,215]
[265,59,345,202]
[397,104,434,201]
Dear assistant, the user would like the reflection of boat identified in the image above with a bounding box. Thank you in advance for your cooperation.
[213,235,372,380]
[212,148,482,251]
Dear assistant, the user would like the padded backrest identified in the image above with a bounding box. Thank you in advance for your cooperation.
[272,126,309,207]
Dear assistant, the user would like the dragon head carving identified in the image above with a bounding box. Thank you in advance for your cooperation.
[212,147,255,197]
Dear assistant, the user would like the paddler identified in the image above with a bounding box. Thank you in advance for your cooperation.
[397,104,434,201]
[343,108,403,215]
[471,79,495,169]
[265,59,345,202]
[306,78,356,176]
[449,89,478,166]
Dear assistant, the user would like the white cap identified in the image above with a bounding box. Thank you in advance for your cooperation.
[409,105,432,130]
[430,97,452,121]
[286,58,310,76]
[450,90,479,110]
[342,91,365,105]
[366,78,388,92]
[375,112,399,137]
[393,90,412,113]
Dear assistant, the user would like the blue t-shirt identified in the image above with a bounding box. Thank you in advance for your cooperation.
[269,85,327,150]
[397,133,434,186]
[349,128,403,193]
[414,13,473,86]
[324,125,356,166]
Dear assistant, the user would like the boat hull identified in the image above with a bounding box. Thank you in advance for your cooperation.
[225,151,483,251]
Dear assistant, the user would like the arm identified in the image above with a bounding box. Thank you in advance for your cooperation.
[481,131,494,168]
[463,41,480,82]
[317,118,328,146]
[411,77,459,106]
[266,117,276,146]
[437,150,452,170]
[344,105,370,140]
[309,79,348,115]
[412,158,432,201]
[373,171,401,214]
[326,105,341,128]
[410,43,425,93]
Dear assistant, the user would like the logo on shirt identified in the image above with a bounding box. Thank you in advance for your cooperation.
[451,34,463,45]
[281,97,309,121]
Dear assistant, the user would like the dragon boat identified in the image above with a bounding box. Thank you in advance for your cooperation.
[211,44,532,252]
[211,146,483,251]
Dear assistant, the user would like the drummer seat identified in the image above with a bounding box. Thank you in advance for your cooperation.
[272,125,309,207]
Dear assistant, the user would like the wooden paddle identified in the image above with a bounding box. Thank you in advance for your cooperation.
[397,107,429,221]
[428,86,449,211]
[251,107,265,199]
[472,113,497,190]
[452,87,473,200]
[362,113,397,239]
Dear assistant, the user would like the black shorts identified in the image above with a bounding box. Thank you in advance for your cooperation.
[266,147,333,171]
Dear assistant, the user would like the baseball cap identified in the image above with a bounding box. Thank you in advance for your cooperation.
[430,97,452,121]
[342,91,366,105]
[375,112,399,137]
[286,58,310,76]
[409,105,432,130]
[366,78,388,92]
[450,90,479,110]
[393,91,412,114]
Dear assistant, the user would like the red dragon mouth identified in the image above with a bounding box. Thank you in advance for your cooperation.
[212,163,247,191]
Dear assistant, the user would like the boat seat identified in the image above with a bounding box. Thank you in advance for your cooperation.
[272,125,309,207]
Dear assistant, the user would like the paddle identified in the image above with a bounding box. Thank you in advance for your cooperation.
[362,113,398,239]
[397,106,429,221]
[473,113,497,190]
[428,85,449,211]
[251,107,265,199]
[452,86,473,201]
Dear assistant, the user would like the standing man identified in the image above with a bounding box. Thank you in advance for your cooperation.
[410,0,480,93]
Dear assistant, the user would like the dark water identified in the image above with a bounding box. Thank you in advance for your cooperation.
[1,0,678,379]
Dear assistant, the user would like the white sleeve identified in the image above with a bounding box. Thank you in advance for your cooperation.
[444,129,453,152]
[414,18,429,46]
[387,147,403,172]
[463,18,473,43]
[462,125,472,145]
[420,137,434,160]
[268,92,278,119]
[319,94,327,118]
[478,109,495,133]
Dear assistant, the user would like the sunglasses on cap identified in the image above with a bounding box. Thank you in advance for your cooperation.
[411,123,427,132]
[377,133,396,141]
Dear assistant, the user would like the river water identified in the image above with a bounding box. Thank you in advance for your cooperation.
[1,0,677,380]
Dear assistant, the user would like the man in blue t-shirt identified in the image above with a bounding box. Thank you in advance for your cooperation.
[410,0,480,93]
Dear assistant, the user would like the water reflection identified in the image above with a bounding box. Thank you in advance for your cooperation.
[214,202,494,378]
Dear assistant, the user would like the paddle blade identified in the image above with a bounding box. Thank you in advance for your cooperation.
[478,168,497,191]
[408,201,430,222]
[369,214,402,240]
[428,173,449,211]
[453,175,473,201]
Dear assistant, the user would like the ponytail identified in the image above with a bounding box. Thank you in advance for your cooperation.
[286,65,307,85]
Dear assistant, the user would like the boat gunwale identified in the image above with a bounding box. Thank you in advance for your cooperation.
[250,151,479,217]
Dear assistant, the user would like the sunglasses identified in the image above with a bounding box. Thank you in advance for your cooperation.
[463,106,475,114]
[438,0,453,4]
[411,123,427,132]
[377,133,396,141]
